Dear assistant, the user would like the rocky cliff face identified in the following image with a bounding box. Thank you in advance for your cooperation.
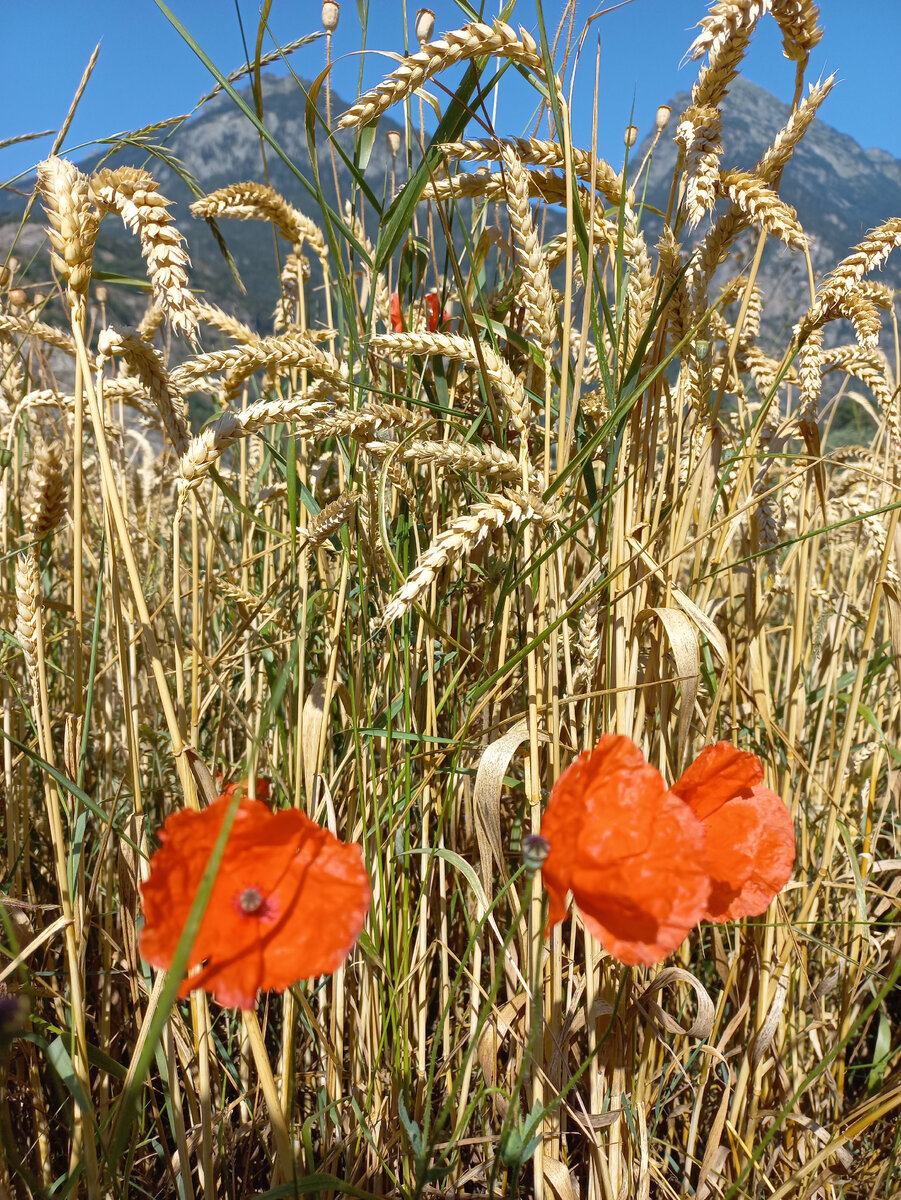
[638,76,901,347]
[5,72,901,346]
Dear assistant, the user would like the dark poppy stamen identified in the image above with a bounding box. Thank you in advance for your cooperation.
[238,887,264,914]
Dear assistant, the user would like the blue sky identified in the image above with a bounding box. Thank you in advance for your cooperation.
[3,1,901,182]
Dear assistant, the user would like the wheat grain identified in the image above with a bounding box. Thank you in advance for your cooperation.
[36,157,99,307]
[178,394,333,499]
[380,490,558,624]
[91,167,196,338]
[338,21,551,128]
[369,331,529,433]
[97,327,190,456]
[22,439,68,542]
[190,183,328,263]
[501,146,556,358]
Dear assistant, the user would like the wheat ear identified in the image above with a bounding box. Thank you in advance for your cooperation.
[178,395,333,500]
[380,490,558,624]
[369,332,528,433]
[338,20,553,128]
[36,157,99,308]
[501,146,556,358]
[91,166,196,338]
[190,183,328,263]
[97,327,190,456]
[171,333,347,395]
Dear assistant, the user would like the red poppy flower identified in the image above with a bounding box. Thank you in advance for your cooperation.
[540,735,710,965]
[670,742,795,922]
[218,776,271,802]
[140,793,370,1009]
[389,290,448,333]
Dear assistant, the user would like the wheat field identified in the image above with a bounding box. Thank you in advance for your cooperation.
[1,2,900,1197]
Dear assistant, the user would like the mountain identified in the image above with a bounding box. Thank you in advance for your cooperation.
[638,76,901,347]
[1,74,412,332]
[4,72,901,355]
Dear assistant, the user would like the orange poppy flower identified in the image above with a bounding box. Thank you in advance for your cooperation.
[218,776,271,802]
[389,290,448,333]
[140,792,370,1009]
[540,735,710,965]
[670,741,795,922]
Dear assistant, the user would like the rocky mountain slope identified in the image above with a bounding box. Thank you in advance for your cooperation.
[5,72,901,349]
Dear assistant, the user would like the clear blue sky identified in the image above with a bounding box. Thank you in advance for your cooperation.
[3,1,901,182]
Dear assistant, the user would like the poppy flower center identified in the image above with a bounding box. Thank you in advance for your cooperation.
[237,887,265,915]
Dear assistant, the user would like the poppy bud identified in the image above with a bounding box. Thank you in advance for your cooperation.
[656,105,672,130]
[415,8,436,45]
[322,1,339,32]
[624,125,638,149]
[386,130,401,158]
[521,833,551,872]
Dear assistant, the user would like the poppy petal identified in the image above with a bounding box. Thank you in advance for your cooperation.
[670,741,763,821]
[140,795,370,1009]
[541,735,710,965]
[701,785,795,921]
[570,793,709,965]
[540,735,658,924]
